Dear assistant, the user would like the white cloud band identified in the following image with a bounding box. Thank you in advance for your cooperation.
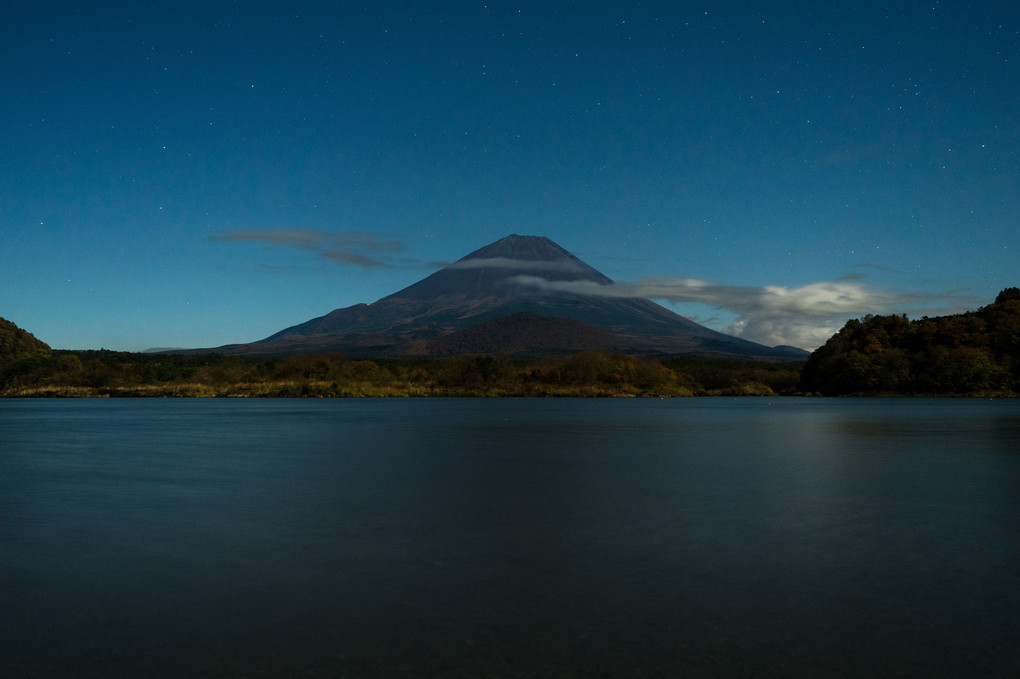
[508,275,975,350]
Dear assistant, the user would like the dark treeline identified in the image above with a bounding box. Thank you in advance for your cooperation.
[4,288,1018,397]
[0,349,804,398]
[801,288,1020,396]
[0,317,50,362]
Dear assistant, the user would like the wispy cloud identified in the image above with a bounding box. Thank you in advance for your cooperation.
[322,249,395,267]
[507,275,978,350]
[210,229,404,268]
[445,257,586,273]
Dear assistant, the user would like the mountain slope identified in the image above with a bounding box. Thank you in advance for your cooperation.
[223,235,806,359]
[0,317,51,367]
[259,235,614,340]
[800,288,1020,394]
[425,312,632,357]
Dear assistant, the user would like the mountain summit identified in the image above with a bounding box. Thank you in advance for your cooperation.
[222,235,806,359]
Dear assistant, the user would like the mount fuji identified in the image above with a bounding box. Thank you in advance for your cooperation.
[213,235,807,360]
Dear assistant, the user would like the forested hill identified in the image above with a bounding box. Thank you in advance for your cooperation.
[800,288,1020,396]
[0,317,51,366]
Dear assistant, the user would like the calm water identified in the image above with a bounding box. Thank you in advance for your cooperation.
[2,397,1019,677]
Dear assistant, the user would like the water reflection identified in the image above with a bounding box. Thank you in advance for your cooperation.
[1,398,1019,676]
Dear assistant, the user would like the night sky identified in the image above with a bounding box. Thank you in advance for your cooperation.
[3,1,1018,351]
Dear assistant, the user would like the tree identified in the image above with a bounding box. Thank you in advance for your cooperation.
[0,317,51,367]
[801,290,1020,395]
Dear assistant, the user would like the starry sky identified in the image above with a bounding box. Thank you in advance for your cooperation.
[2,1,1018,352]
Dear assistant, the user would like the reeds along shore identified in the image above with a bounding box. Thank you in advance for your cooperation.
[0,351,805,398]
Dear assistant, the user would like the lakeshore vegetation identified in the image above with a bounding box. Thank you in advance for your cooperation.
[0,347,800,398]
[2,289,1017,397]
[800,288,1020,396]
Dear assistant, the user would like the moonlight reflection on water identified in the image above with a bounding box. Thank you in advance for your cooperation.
[2,397,1019,677]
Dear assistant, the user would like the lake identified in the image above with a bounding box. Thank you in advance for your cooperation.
[2,397,1019,677]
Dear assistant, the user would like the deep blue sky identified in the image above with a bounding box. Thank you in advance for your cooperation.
[3,1,1018,351]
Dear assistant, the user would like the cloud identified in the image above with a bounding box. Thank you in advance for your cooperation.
[507,275,978,350]
[445,257,586,273]
[322,249,392,268]
[211,229,404,268]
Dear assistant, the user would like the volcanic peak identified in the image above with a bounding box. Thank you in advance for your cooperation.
[245,234,808,360]
[380,234,610,305]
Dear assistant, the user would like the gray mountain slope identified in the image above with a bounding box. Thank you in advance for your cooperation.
[245,235,807,360]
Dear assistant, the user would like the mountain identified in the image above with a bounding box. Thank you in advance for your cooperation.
[0,317,51,367]
[426,312,633,357]
[215,235,808,360]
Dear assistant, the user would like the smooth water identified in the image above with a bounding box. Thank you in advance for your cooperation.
[2,398,1019,677]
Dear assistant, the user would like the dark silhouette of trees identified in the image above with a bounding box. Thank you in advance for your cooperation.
[801,289,1020,395]
[0,317,53,389]
[7,292,1018,398]
[1,345,808,397]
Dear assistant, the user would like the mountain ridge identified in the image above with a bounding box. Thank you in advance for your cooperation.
[0,317,52,367]
[217,235,808,360]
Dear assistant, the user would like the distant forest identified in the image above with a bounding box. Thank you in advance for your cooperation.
[2,288,1018,397]
[801,288,1020,396]
[0,348,801,398]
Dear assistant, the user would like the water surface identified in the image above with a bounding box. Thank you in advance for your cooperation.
[2,398,1019,676]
